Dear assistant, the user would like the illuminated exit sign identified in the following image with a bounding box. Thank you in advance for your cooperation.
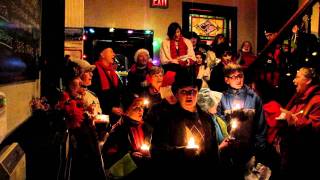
[150,0,168,9]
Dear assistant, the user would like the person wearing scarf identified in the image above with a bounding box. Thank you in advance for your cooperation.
[160,22,196,72]
[90,48,124,125]
[102,98,151,179]
[127,48,154,95]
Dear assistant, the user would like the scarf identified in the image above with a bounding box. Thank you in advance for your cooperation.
[170,37,188,59]
[129,123,145,151]
[129,62,153,74]
[95,60,119,90]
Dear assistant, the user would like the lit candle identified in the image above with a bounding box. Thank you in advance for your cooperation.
[140,143,150,151]
[229,118,239,139]
[186,137,199,149]
[143,98,150,106]
[95,114,110,123]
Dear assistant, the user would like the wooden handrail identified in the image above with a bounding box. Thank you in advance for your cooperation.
[258,0,319,57]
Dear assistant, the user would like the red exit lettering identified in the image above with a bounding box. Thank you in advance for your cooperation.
[151,0,168,8]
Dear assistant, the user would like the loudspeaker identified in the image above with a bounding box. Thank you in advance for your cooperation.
[0,143,25,180]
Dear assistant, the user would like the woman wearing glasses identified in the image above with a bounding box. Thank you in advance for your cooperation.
[277,67,320,179]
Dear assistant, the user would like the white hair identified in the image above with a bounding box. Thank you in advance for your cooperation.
[134,48,150,62]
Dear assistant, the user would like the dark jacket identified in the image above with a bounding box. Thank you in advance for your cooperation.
[149,104,219,178]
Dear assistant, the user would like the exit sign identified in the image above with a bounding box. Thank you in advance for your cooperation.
[150,0,168,9]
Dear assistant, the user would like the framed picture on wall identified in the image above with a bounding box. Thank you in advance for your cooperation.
[0,0,41,84]
[182,2,237,51]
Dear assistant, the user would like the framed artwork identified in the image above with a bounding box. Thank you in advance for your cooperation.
[0,0,40,84]
[183,2,237,50]
[189,14,227,40]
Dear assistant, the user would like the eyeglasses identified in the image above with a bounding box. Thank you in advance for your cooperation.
[179,89,198,96]
[227,74,244,80]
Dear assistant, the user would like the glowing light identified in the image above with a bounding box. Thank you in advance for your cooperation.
[305,58,309,62]
[294,110,304,116]
[143,99,150,106]
[82,54,87,59]
[82,34,87,40]
[286,73,291,76]
[89,28,95,34]
[312,51,317,56]
[144,30,153,34]
[230,119,238,131]
[152,41,159,47]
[128,30,134,34]
[140,143,150,151]
[95,114,110,123]
[234,103,241,110]
[109,28,115,32]
[187,137,199,149]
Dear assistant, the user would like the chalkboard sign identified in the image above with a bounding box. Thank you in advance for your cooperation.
[0,0,40,84]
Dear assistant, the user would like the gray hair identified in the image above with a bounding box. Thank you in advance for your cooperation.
[134,48,150,62]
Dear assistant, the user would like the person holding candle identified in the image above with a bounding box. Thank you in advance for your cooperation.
[150,69,219,179]
[217,63,267,179]
[102,97,151,179]
[90,47,125,125]
[278,67,320,179]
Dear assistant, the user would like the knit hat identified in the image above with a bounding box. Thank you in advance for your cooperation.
[134,48,150,62]
[71,59,96,72]
[172,68,202,93]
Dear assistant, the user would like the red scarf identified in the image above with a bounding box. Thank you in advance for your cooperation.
[129,123,145,151]
[95,60,119,90]
[129,62,153,74]
[170,37,188,59]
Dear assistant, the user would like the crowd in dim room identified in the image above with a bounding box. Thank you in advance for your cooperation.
[26,22,320,180]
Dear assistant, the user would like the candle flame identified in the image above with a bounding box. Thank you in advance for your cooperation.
[234,103,241,110]
[187,137,199,149]
[140,143,150,151]
[230,119,238,130]
[95,114,109,122]
[143,99,150,106]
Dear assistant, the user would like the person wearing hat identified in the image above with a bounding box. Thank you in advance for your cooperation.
[150,69,219,178]
[71,59,102,118]
[56,60,106,180]
[90,47,124,125]
[127,48,154,95]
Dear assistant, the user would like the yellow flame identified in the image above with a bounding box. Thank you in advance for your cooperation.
[143,99,150,106]
[187,137,199,149]
[140,143,150,151]
[231,120,238,130]
[95,114,109,122]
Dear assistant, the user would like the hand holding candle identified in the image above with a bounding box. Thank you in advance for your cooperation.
[229,118,239,139]
[186,137,199,149]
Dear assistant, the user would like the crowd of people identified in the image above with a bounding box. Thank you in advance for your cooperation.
[27,22,320,180]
